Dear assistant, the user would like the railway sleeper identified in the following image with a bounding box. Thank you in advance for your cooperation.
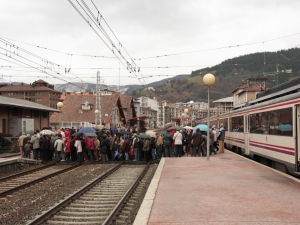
[59,211,109,216]
[65,205,114,209]
[47,221,100,225]
[51,215,107,220]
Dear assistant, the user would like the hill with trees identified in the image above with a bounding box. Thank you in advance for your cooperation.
[131,48,300,103]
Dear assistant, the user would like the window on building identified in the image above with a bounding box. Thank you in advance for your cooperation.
[34,110,39,118]
[12,107,19,116]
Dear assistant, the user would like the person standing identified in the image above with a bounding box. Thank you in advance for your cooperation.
[41,135,50,162]
[100,135,110,162]
[191,128,202,157]
[186,129,193,157]
[18,132,26,158]
[163,130,173,157]
[173,129,183,157]
[156,134,163,159]
[132,134,140,161]
[212,125,219,152]
[22,134,31,158]
[54,134,64,162]
[30,132,40,160]
[122,137,130,160]
[150,137,156,159]
[74,137,83,163]
[218,123,226,153]
[86,136,95,161]
[142,138,150,161]
[23,140,32,158]
[94,137,100,161]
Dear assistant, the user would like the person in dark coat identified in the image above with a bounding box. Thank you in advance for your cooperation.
[218,123,226,153]
[23,134,31,158]
[191,128,203,157]
[70,137,77,161]
[100,135,110,162]
[163,130,173,157]
[186,129,193,156]
[122,137,131,160]
[41,135,50,162]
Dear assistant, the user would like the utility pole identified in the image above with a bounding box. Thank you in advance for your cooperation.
[96,71,101,126]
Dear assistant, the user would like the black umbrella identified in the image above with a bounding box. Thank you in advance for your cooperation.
[71,132,83,137]
[119,130,131,136]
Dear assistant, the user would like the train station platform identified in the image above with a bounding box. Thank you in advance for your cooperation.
[134,151,300,224]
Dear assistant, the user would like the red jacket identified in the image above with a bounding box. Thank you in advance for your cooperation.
[86,138,95,150]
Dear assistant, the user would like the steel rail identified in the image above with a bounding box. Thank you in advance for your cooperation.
[0,162,56,182]
[102,161,151,225]
[27,162,124,225]
[0,163,81,198]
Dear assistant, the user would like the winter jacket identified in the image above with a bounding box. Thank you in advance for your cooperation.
[218,127,226,141]
[142,139,150,151]
[30,135,40,149]
[18,135,26,147]
[173,131,182,145]
[86,138,95,150]
[100,138,110,154]
[94,139,100,151]
[163,132,172,146]
[156,136,163,146]
[54,139,64,152]
[191,132,202,146]
[122,140,130,153]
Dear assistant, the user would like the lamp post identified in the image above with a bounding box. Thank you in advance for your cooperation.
[203,73,215,161]
[95,110,99,127]
[57,102,63,128]
[104,113,108,128]
[184,108,189,126]
[181,113,185,126]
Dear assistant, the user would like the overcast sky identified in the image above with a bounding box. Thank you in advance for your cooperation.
[0,0,300,86]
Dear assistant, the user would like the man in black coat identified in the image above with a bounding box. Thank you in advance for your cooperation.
[163,130,173,157]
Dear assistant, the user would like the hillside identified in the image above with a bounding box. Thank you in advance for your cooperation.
[131,48,300,102]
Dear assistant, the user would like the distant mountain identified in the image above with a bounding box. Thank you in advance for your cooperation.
[53,74,189,94]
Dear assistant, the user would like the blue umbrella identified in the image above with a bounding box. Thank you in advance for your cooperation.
[193,124,208,133]
[78,127,96,135]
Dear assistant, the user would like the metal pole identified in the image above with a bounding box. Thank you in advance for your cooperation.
[207,86,210,161]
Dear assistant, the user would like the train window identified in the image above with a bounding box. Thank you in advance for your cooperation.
[231,116,244,132]
[219,118,228,130]
[250,107,292,136]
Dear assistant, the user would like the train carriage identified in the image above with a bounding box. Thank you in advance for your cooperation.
[200,78,300,176]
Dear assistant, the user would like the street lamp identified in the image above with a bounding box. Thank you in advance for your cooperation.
[95,110,99,127]
[57,102,63,128]
[203,73,215,161]
[104,113,108,128]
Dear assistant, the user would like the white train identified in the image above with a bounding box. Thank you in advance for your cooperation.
[200,78,300,176]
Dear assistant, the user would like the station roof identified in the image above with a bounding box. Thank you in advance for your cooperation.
[0,95,59,112]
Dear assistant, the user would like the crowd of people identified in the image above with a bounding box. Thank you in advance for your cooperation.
[17,124,226,163]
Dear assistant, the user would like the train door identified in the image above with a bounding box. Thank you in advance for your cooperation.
[296,105,300,171]
[244,114,250,155]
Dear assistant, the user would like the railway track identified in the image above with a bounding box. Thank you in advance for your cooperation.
[27,162,156,225]
[0,163,81,197]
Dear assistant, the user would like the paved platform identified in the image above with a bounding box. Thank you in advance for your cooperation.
[134,151,300,224]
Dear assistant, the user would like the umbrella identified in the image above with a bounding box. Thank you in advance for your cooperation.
[119,130,131,136]
[172,126,185,131]
[40,130,55,136]
[138,133,151,139]
[193,124,208,132]
[78,127,96,135]
[146,130,157,138]
[167,126,173,131]
[85,132,97,137]
[71,132,83,137]
[184,126,193,130]
[160,131,167,135]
